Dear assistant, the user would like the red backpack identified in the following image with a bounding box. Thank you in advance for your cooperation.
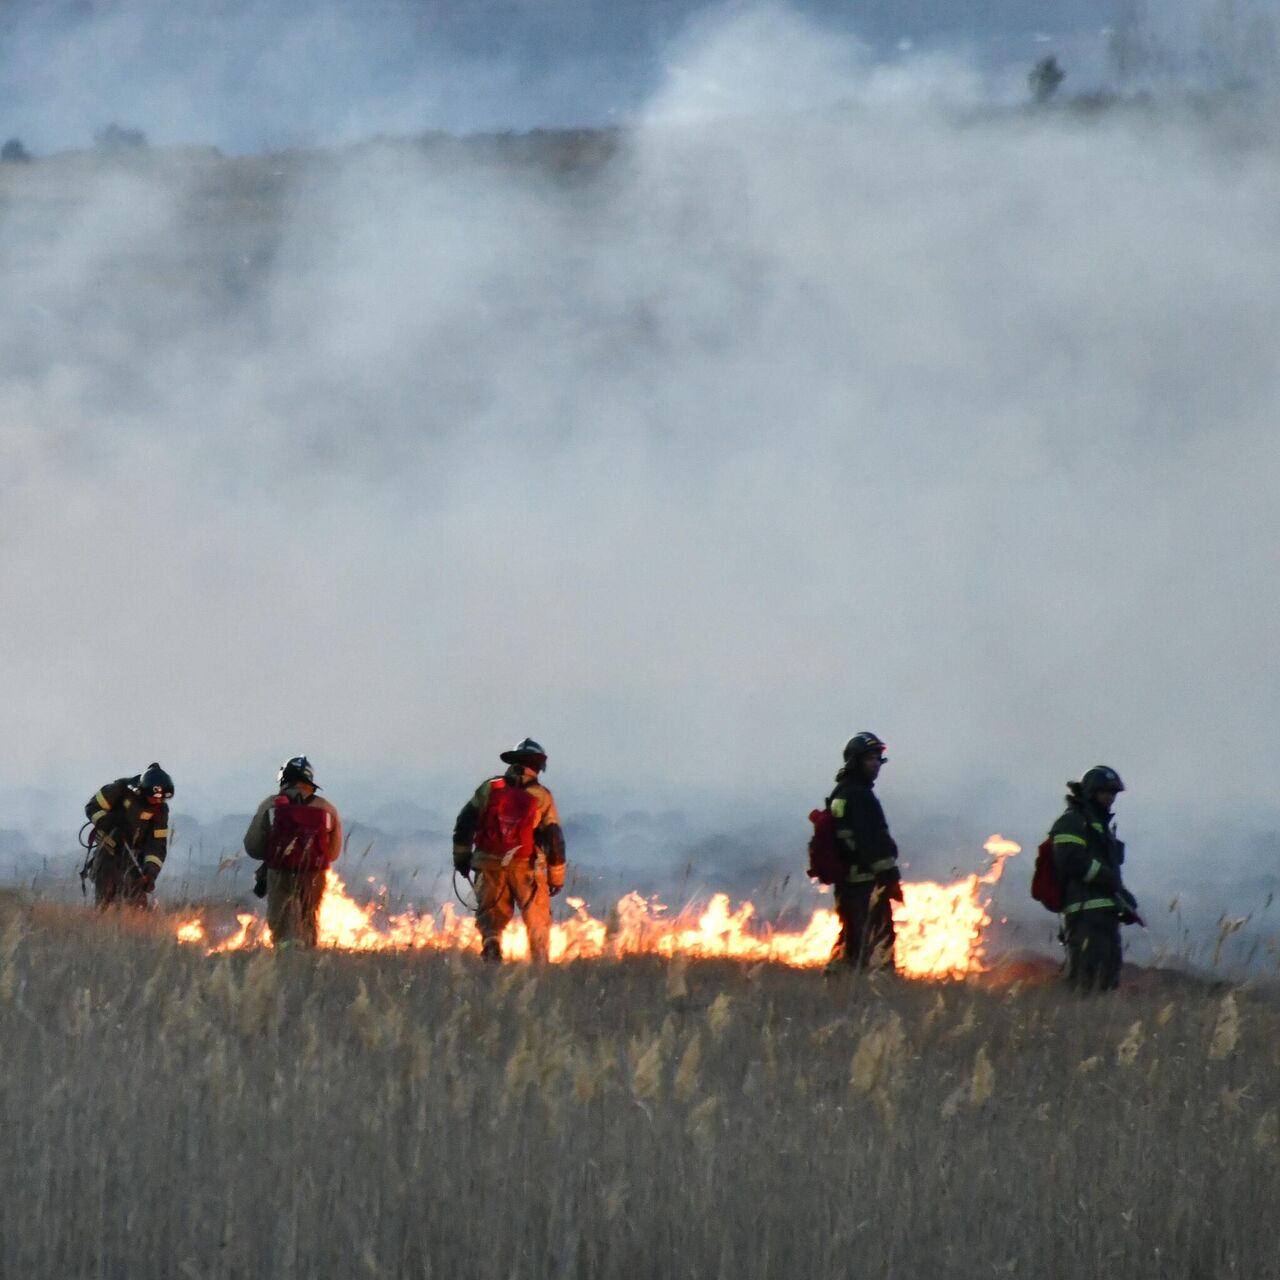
[807,807,845,886]
[1030,835,1064,912]
[474,778,540,860]
[267,796,334,871]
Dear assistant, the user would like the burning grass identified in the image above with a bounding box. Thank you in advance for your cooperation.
[1,898,1278,1278]
[174,835,1023,979]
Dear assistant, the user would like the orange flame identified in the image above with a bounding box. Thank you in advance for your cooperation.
[892,835,1021,978]
[175,835,1020,977]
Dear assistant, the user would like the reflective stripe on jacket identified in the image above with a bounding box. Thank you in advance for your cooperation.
[1050,805,1124,915]
[827,775,899,883]
[84,778,170,873]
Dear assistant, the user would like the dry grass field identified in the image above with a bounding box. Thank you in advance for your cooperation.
[2,898,1278,1279]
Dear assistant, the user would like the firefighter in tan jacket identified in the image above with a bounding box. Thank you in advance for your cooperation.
[453,738,566,962]
[243,756,343,948]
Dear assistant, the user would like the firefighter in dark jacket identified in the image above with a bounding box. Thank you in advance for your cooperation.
[827,732,901,971]
[1050,765,1140,992]
[83,763,174,908]
[453,738,566,963]
[243,756,343,948]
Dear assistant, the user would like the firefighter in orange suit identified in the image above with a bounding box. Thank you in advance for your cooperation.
[83,763,174,908]
[453,738,566,962]
[243,756,343,948]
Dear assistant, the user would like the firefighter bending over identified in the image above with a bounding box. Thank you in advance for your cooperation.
[453,738,566,962]
[243,756,343,948]
[1051,765,1140,992]
[827,733,901,971]
[83,763,174,908]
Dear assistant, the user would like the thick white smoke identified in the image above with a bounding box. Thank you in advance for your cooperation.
[1,4,1279,950]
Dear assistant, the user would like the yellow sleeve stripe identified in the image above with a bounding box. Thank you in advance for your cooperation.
[91,810,109,824]
[830,798,846,818]
[1053,834,1087,847]
[144,854,164,868]
[152,829,169,839]
[95,791,112,810]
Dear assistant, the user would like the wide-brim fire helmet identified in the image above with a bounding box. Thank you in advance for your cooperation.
[500,738,548,773]
[843,732,888,764]
[1080,765,1125,797]
[278,755,320,789]
[135,763,174,803]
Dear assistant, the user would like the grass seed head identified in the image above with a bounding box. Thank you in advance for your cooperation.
[850,1012,906,1095]
[707,992,732,1039]
[969,1046,995,1108]
[631,1035,665,1101]
[1253,1109,1279,1152]
[687,1096,719,1146]
[1209,992,1241,1060]
[674,1030,703,1102]
[666,955,688,1001]
[1116,1020,1145,1068]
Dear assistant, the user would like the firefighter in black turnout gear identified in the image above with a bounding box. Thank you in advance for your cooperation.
[827,733,901,971]
[83,763,174,907]
[1050,766,1140,992]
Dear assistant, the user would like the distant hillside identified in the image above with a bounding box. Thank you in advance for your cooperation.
[0,0,1118,150]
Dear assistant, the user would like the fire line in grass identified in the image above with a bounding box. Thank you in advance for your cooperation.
[175,836,1020,978]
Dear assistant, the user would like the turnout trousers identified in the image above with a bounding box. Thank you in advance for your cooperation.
[1064,911,1122,992]
[830,881,897,971]
[92,849,147,910]
[267,867,327,948]
[473,855,551,962]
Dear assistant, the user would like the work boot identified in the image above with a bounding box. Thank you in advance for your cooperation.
[481,939,502,964]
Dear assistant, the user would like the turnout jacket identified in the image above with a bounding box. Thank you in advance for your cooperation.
[454,777,565,877]
[243,786,344,870]
[85,778,171,876]
[827,770,899,885]
[1050,795,1127,916]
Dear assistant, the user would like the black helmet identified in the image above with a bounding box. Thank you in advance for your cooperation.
[278,755,319,789]
[500,737,548,772]
[843,732,888,763]
[136,763,174,802]
[1080,765,1125,796]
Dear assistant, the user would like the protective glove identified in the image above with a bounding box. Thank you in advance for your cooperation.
[1116,885,1143,925]
[874,868,904,903]
[547,862,565,898]
[98,832,117,853]
[452,845,473,876]
[137,869,157,894]
[252,865,268,899]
